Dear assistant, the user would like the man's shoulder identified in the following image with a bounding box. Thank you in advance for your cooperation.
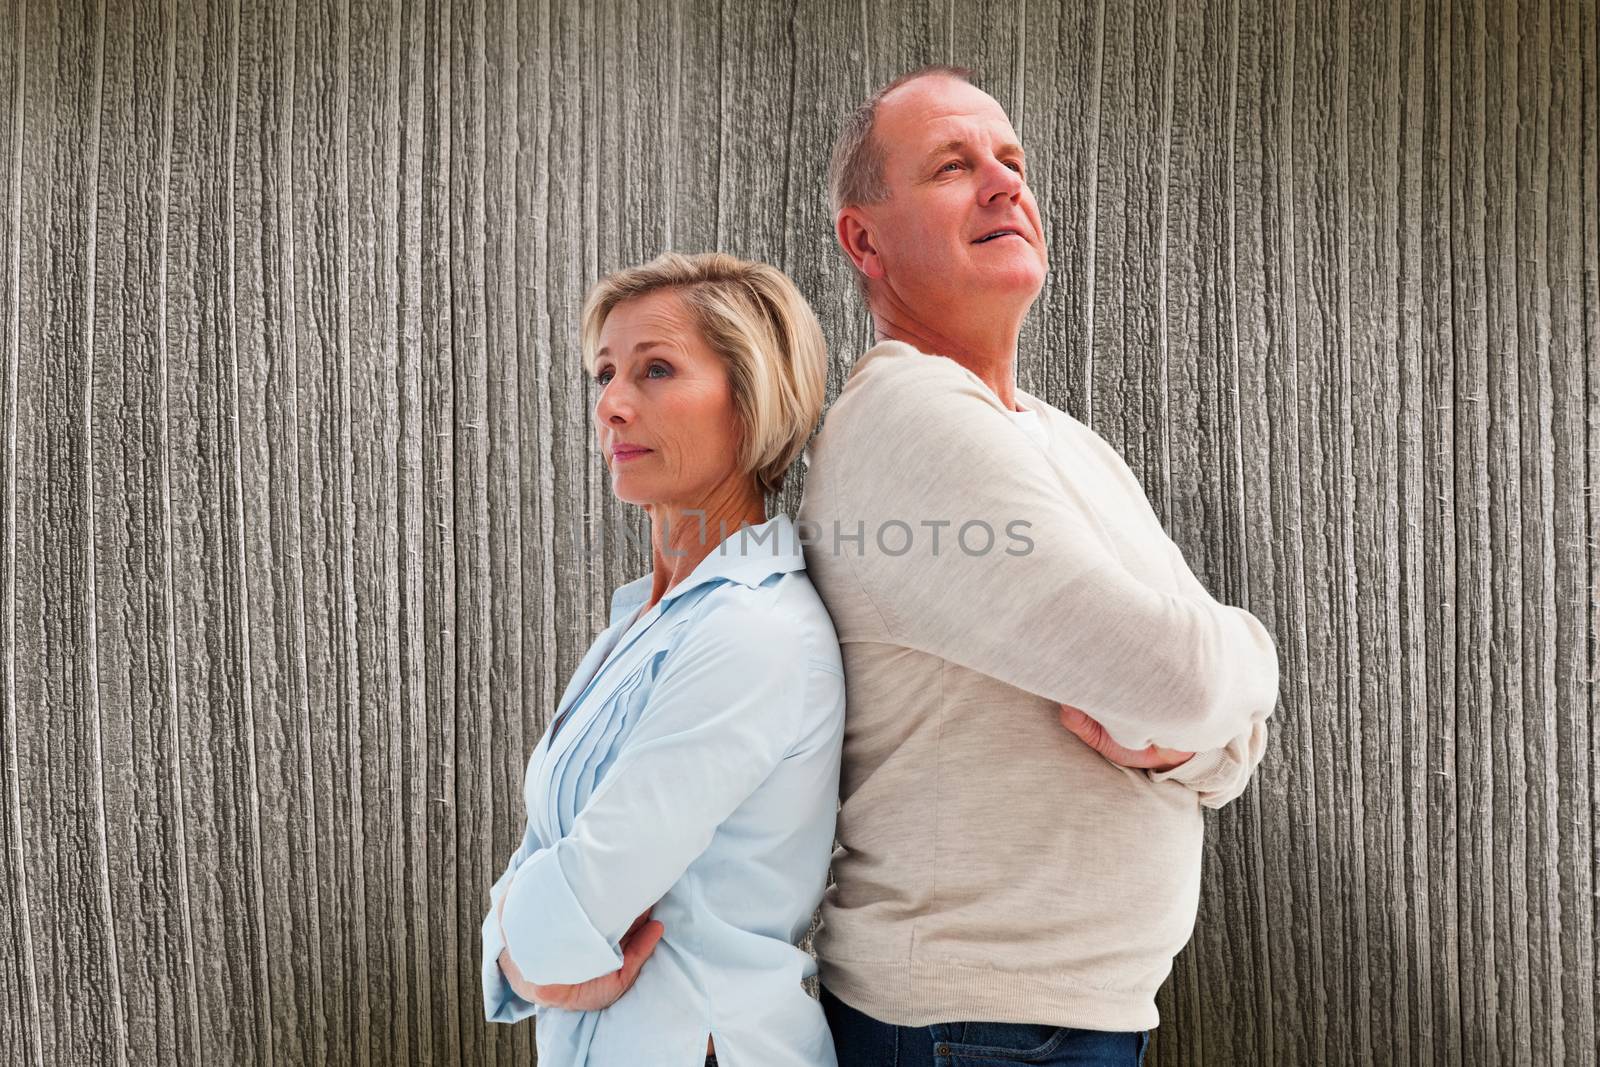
[841,339,989,400]
[1029,401,1135,469]
[818,340,1010,449]
[1015,388,1082,432]
[1013,391,1124,459]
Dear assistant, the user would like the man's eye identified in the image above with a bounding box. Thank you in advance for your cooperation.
[1006,160,1024,174]
[940,160,962,173]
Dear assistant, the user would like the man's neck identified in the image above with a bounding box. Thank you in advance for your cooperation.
[871,312,1022,412]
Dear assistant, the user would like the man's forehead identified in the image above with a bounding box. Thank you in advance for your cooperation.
[876,77,1019,151]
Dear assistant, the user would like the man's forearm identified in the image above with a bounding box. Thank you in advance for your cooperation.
[1148,719,1270,808]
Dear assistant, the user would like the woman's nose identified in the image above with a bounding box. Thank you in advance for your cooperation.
[595,381,634,424]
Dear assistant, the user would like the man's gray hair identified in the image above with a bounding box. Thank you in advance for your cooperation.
[826,65,977,218]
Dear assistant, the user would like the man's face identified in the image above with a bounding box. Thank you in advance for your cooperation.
[848,76,1047,319]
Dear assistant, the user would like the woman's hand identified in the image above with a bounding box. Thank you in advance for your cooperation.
[1058,703,1194,773]
[496,899,665,1012]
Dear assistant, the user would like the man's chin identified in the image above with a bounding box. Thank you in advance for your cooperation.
[971,263,1047,299]
[887,267,1044,320]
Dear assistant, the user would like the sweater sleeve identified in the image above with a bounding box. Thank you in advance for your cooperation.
[830,355,1280,753]
[1142,535,1274,807]
[1149,718,1269,808]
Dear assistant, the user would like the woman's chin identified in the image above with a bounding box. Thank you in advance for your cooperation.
[607,479,654,507]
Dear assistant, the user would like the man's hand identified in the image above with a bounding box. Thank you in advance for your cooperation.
[1058,703,1194,772]
[496,902,664,1012]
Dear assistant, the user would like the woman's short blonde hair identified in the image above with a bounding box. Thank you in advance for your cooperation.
[580,252,828,496]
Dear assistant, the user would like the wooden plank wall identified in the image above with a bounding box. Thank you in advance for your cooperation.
[0,0,1594,1063]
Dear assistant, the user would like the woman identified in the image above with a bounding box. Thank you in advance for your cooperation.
[482,252,845,1067]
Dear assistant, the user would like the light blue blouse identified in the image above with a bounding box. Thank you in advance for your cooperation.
[482,514,846,1067]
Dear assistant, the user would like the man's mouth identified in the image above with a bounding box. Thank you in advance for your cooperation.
[973,229,1022,244]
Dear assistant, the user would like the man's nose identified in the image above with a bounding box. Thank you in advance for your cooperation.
[977,158,1023,204]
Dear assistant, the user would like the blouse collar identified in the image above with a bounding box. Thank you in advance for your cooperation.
[607,513,805,625]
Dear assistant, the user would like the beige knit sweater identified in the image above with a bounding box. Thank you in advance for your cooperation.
[796,339,1279,1032]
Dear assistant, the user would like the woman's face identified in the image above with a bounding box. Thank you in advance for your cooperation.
[591,289,748,512]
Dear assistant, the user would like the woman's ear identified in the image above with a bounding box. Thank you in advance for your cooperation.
[836,209,884,281]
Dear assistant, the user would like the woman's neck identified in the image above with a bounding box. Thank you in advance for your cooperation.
[643,484,766,611]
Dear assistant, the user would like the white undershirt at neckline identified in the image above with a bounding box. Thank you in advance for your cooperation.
[1005,406,1049,450]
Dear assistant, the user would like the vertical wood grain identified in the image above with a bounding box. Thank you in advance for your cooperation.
[0,0,1594,1064]
[0,0,41,1062]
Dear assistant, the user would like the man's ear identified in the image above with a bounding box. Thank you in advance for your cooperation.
[836,208,885,281]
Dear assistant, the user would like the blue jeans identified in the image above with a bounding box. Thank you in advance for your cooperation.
[821,985,1149,1067]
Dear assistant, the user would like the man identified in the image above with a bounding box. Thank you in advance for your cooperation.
[795,66,1280,1065]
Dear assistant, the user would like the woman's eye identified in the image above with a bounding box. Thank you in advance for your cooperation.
[646,363,670,378]
[595,368,613,385]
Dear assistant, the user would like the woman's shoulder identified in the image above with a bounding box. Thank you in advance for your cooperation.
[680,569,843,676]
[648,572,845,750]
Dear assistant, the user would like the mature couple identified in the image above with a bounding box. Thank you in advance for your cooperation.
[481,67,1280,1067]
